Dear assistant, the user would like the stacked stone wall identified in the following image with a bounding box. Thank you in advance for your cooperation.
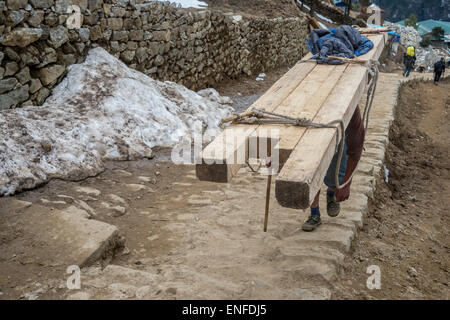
[0,0,310,109]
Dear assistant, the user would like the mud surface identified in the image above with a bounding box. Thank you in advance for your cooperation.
[331,78,450,299]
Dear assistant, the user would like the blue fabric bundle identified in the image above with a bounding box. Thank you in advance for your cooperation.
[388,31,401,43]
[306,25,374,65]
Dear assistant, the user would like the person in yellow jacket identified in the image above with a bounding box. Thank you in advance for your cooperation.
[403,45,416,78]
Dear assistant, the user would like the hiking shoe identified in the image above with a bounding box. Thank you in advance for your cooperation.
[302,215,322,232]
[327,194,341,217]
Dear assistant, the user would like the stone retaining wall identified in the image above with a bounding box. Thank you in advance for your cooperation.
[0,0,310,109]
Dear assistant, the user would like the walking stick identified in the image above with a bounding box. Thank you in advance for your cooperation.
[263,157,272,232]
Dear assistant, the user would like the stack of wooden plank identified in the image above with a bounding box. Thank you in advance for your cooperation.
[196,33,388,209]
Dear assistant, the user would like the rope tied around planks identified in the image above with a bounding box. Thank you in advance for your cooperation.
[223,59,380,231]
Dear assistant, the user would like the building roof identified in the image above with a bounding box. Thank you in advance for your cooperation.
[417,19,450,36]
[395,19,450,37]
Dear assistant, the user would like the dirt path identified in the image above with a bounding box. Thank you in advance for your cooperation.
[1,70,447,300]
[331,78,450,299]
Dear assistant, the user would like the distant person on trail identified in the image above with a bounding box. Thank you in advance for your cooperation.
[302,106,365,232]
[403,45,416,78]
[434,57,446,85]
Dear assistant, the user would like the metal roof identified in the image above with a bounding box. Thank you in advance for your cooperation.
[395,19,450,37]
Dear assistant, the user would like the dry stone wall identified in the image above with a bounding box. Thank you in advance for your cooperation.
[0,0,310,109]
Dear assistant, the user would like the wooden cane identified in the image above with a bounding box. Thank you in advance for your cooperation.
[263,152,272,232]
[328,56,370,65]
[264,173,272,232]
[356,27,391,34]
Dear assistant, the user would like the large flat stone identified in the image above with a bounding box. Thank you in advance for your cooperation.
[284,225,355,252]
[0,200,119,267]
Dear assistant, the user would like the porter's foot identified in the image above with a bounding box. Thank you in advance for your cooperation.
[327,194,341,217]
[302,215,322,232]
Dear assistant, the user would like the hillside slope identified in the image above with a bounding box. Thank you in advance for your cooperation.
[373,0,450,22]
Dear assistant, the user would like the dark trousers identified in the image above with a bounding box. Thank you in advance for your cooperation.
[434,71,442,83]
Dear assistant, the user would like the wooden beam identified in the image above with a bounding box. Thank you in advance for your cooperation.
[275,65,368,209]
[196,33,388,196]
[275,33,388,209]
[196,57,316,182]
[357,27,391,34]
[249,63,348,169]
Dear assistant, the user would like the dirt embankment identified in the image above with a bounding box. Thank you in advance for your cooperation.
[332,78,450,299]
[204,0,300,18]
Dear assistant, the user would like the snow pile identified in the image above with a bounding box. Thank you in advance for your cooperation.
[256,73,266,81]
[297,0,336,26]
[153,0,207,9]
[0,47,233,195]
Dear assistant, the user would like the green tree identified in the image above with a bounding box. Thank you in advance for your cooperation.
[404,13,418,29]
[420,38,432,47]
[431,27,445,40]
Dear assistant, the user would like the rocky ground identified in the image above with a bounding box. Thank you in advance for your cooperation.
[331,78,450,299]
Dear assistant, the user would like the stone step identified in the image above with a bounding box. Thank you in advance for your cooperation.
[283,224,355,253]
[0,200,120,268]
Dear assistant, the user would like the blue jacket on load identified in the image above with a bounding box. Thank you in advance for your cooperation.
[307,25,374,65]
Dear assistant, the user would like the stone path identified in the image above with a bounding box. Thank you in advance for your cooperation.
[0,72,434,300]
[64,72,434,300]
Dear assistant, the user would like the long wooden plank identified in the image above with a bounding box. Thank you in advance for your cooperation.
[250,63,348,168]
[275,33,388,209]
[196,55,316,182]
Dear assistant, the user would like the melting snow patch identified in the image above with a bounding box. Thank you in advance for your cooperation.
[0,47,233,196]
[153,0,208,9]
[315,13,334,24]
[296,0,311,11]
[256,73,267,81]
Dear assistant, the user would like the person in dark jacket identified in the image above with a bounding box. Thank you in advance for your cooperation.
[434,57,446,85]
[302,106,365,232]
[403,52,416,78]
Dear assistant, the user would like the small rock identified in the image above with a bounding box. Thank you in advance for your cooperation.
[126,184,151,192]
[6,0,28,10]
[6,10,26,27]
[78,28,90,42]
[4,62,19,76]
[74,186,101,197]
[49,25,69,48]
[1,28,43,47]
[407,267,418,278]
[29,0,53,9]
[28,10,44,27]
[40,141,52,152]
[0,84,29,110]
[15,67,31,84]
[36,64,65,86]
[33,87,50,105]
[29,78,42,94]
[5,47,20,62]
[0,78,18,94]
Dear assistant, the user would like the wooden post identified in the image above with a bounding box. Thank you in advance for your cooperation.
[263,174,272,232]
